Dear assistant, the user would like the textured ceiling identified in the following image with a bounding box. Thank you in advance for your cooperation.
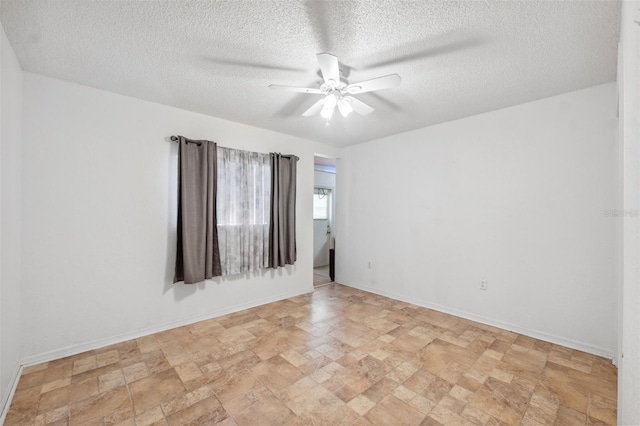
[1,0,621,146]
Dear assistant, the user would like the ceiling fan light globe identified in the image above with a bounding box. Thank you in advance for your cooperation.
[337,99,353,117]
[321,103,335,119]
[325,93,338,108]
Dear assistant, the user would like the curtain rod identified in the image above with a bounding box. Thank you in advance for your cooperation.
[170,136,298,160]
[171,135,201,145]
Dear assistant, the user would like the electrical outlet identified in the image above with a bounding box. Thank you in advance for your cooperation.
[480,280,488,290]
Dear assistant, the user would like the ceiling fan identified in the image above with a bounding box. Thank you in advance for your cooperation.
[269,53,401,120]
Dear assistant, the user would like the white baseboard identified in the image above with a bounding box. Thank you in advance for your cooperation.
[0,364,23,424]
[21,287,313,367]
[341,280,616,361]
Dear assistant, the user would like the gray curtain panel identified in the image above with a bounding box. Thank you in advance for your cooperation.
[174,136,222,284]
[217,147,271,275]
[269,153,299,268]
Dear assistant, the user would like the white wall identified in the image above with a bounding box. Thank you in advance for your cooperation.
[20,73,341,363]
[337,83,618,357]
[0,24,23,414]
[618,1,640,423]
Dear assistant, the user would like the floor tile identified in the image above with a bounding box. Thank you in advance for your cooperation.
[129,369,186,414]
[69,386,131,425]
[365,394,425,425]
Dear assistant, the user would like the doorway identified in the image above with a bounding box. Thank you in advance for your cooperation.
[313,155,336,287]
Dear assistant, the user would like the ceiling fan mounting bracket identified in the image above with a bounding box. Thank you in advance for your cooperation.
[320,81,347,94]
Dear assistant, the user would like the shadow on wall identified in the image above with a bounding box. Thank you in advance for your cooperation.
[163,265,294,302]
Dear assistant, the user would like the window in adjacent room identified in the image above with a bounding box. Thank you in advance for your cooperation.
[313,188,330,220]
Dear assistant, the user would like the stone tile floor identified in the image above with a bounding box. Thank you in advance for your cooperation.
[313,273,332,288]
[313,266,332,288]
[5,283,617,425]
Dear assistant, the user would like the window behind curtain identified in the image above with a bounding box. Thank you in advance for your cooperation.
[217,147,271,275]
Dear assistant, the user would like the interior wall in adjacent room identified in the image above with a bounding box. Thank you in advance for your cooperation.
[313,169,336,267]
[20,73,342,363]
[337,83,618,357]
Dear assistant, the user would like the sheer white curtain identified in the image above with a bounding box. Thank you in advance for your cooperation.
[217,147,271,275]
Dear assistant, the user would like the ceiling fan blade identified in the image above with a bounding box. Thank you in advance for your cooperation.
[345,74,401,94]
[345,96,374,116]
[302,98,326,116]
[202,56,305,72]
[269,84,323,94]
[316,53,340,85]
[305,1,332,54]
[364,38,484,69]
